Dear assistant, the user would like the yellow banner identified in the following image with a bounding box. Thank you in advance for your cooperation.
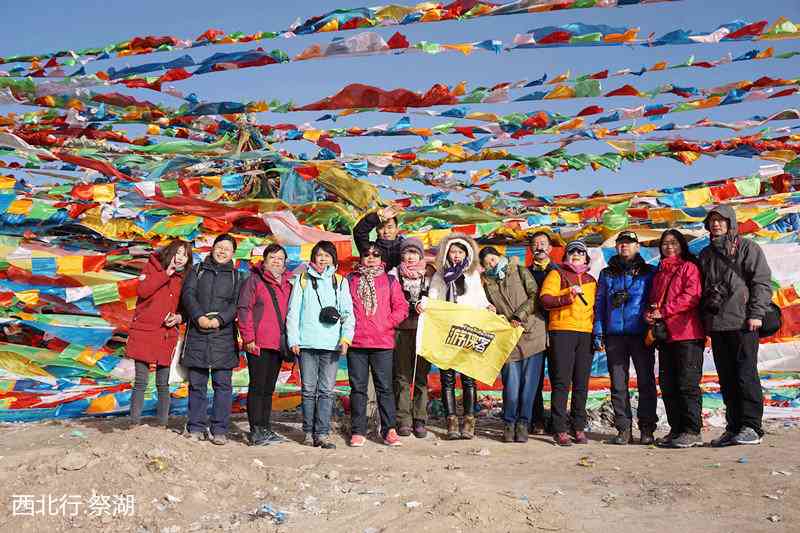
[416,299,523,385]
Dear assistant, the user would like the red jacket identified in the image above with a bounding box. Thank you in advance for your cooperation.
[649,256,705,343]
[126,254,186,366]
[348,272,409,349]
[237,264,293,352]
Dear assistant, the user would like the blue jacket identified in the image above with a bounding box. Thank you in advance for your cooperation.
[286,265,355,351]
[593,254,655,337]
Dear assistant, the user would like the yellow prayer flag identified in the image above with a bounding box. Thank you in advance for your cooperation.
[544,85,576,100]
[416,299,523,385]
[92,183,115,203]
[56,256,84,275]
[683,187,712,208]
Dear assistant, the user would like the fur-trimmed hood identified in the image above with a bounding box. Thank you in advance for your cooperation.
[434,233,480,275]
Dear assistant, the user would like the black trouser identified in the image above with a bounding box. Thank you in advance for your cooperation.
[659,340,704,435]
[710,330,763,436]
[606,335,658,431]
[532,348,550,427]
[130,361,170,424]
[441,369,476,418]
[246,349,282,430]
[549,331,593,434]
[348,348,396,437]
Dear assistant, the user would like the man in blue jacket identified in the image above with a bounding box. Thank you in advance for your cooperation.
[593,231,657,445]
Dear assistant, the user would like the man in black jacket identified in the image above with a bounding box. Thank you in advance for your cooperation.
[699,205,772,447]
[353,206,404,269]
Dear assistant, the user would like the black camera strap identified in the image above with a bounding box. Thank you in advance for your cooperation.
[308,272,339,310]
[711,244,750,285]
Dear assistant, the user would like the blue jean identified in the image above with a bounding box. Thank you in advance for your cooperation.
[187,367,233,436]
[299,349,340,437]
[501,352,544,425]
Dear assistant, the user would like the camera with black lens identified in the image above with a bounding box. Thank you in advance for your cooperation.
[703,286,727,315]
[611,290,630,309]
[319,306,342,325]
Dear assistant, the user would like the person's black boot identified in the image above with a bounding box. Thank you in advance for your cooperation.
[442,385,457,418]
[462,380,476,420]
[249,426,269,446]
[640,427,656,446]
[606,428,632,445]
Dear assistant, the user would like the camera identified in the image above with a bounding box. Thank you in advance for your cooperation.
[319,306,342,325]
[703,286,727,315]
[611,290,630,309]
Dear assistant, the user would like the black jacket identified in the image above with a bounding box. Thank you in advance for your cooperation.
[180,256,243,369]
[699,204,773,332]
[353,212,404,269]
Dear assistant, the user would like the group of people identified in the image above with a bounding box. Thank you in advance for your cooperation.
[126,203,773,451]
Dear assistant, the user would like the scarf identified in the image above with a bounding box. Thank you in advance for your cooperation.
[356,264,384,316]
[444,258,468,303]
[712,234,739,258]
[484,256,509,280]
[402,276,424,305]
[531,257,551,271]
[562,262,589,274]
[399,261,427,280]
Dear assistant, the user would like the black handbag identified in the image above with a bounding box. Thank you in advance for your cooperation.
[712,246,782,338]
[651,270,679,344]
[265,283,293,363]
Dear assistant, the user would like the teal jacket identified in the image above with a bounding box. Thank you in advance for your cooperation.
[286,264,355,351]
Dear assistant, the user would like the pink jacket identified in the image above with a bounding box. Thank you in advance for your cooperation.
[348,272,409,349]
[649,256,705,343]
[237,264,293,351]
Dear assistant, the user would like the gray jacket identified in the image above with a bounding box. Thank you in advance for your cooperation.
[698,204,772,332]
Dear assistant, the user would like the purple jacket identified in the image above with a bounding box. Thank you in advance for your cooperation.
[348,271,409,349]
[237,264,293,351]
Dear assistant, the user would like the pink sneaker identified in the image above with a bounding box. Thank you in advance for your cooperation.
[350,434,366,447]
[383,429,402,447]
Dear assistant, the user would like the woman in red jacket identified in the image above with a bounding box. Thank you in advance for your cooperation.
[237,244,293,446]
[645,230,705,449]
[347,242,409,447]
[127,240,192,427]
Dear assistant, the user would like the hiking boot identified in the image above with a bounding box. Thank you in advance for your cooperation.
[249,426,268,446]
[655,432,680,448]
[350,434,366,447]
[554,432,572,447]
[397,425,413,437]
[514,421,528,443]
[606,428,632,445]
[530,421,546,435]
[413,420,427,439]
[383,429,402,447]
[302,433,315,447]
[672,432,703,449]
[209,433,227,446]
[503,423,515,443]
[263,429,287,444]
[732,427,763,446]
[461,416,476,440]
[446,416,460,440]
[710,430,737,448]
[573,431,588,444]
[317,434,336,449]
[640,428,655,446]
[184,431,206,443]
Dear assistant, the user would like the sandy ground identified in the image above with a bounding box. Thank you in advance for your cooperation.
[0,411,797,533]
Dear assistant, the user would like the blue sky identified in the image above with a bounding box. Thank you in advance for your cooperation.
[2,0,799,200]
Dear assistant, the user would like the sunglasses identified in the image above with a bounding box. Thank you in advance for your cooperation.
[364,251,382,258]
[568,249,587,255]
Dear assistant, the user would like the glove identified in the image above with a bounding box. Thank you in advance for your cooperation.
[592,335,605,353]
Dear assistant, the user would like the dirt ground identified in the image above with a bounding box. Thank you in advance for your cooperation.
[0,411,797,533]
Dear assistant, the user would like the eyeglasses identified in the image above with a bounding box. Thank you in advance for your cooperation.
[364,251,382,258]
[568,249,587,255]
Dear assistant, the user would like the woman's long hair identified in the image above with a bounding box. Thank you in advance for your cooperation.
[159,239,193,272]
[658,229,698,264]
